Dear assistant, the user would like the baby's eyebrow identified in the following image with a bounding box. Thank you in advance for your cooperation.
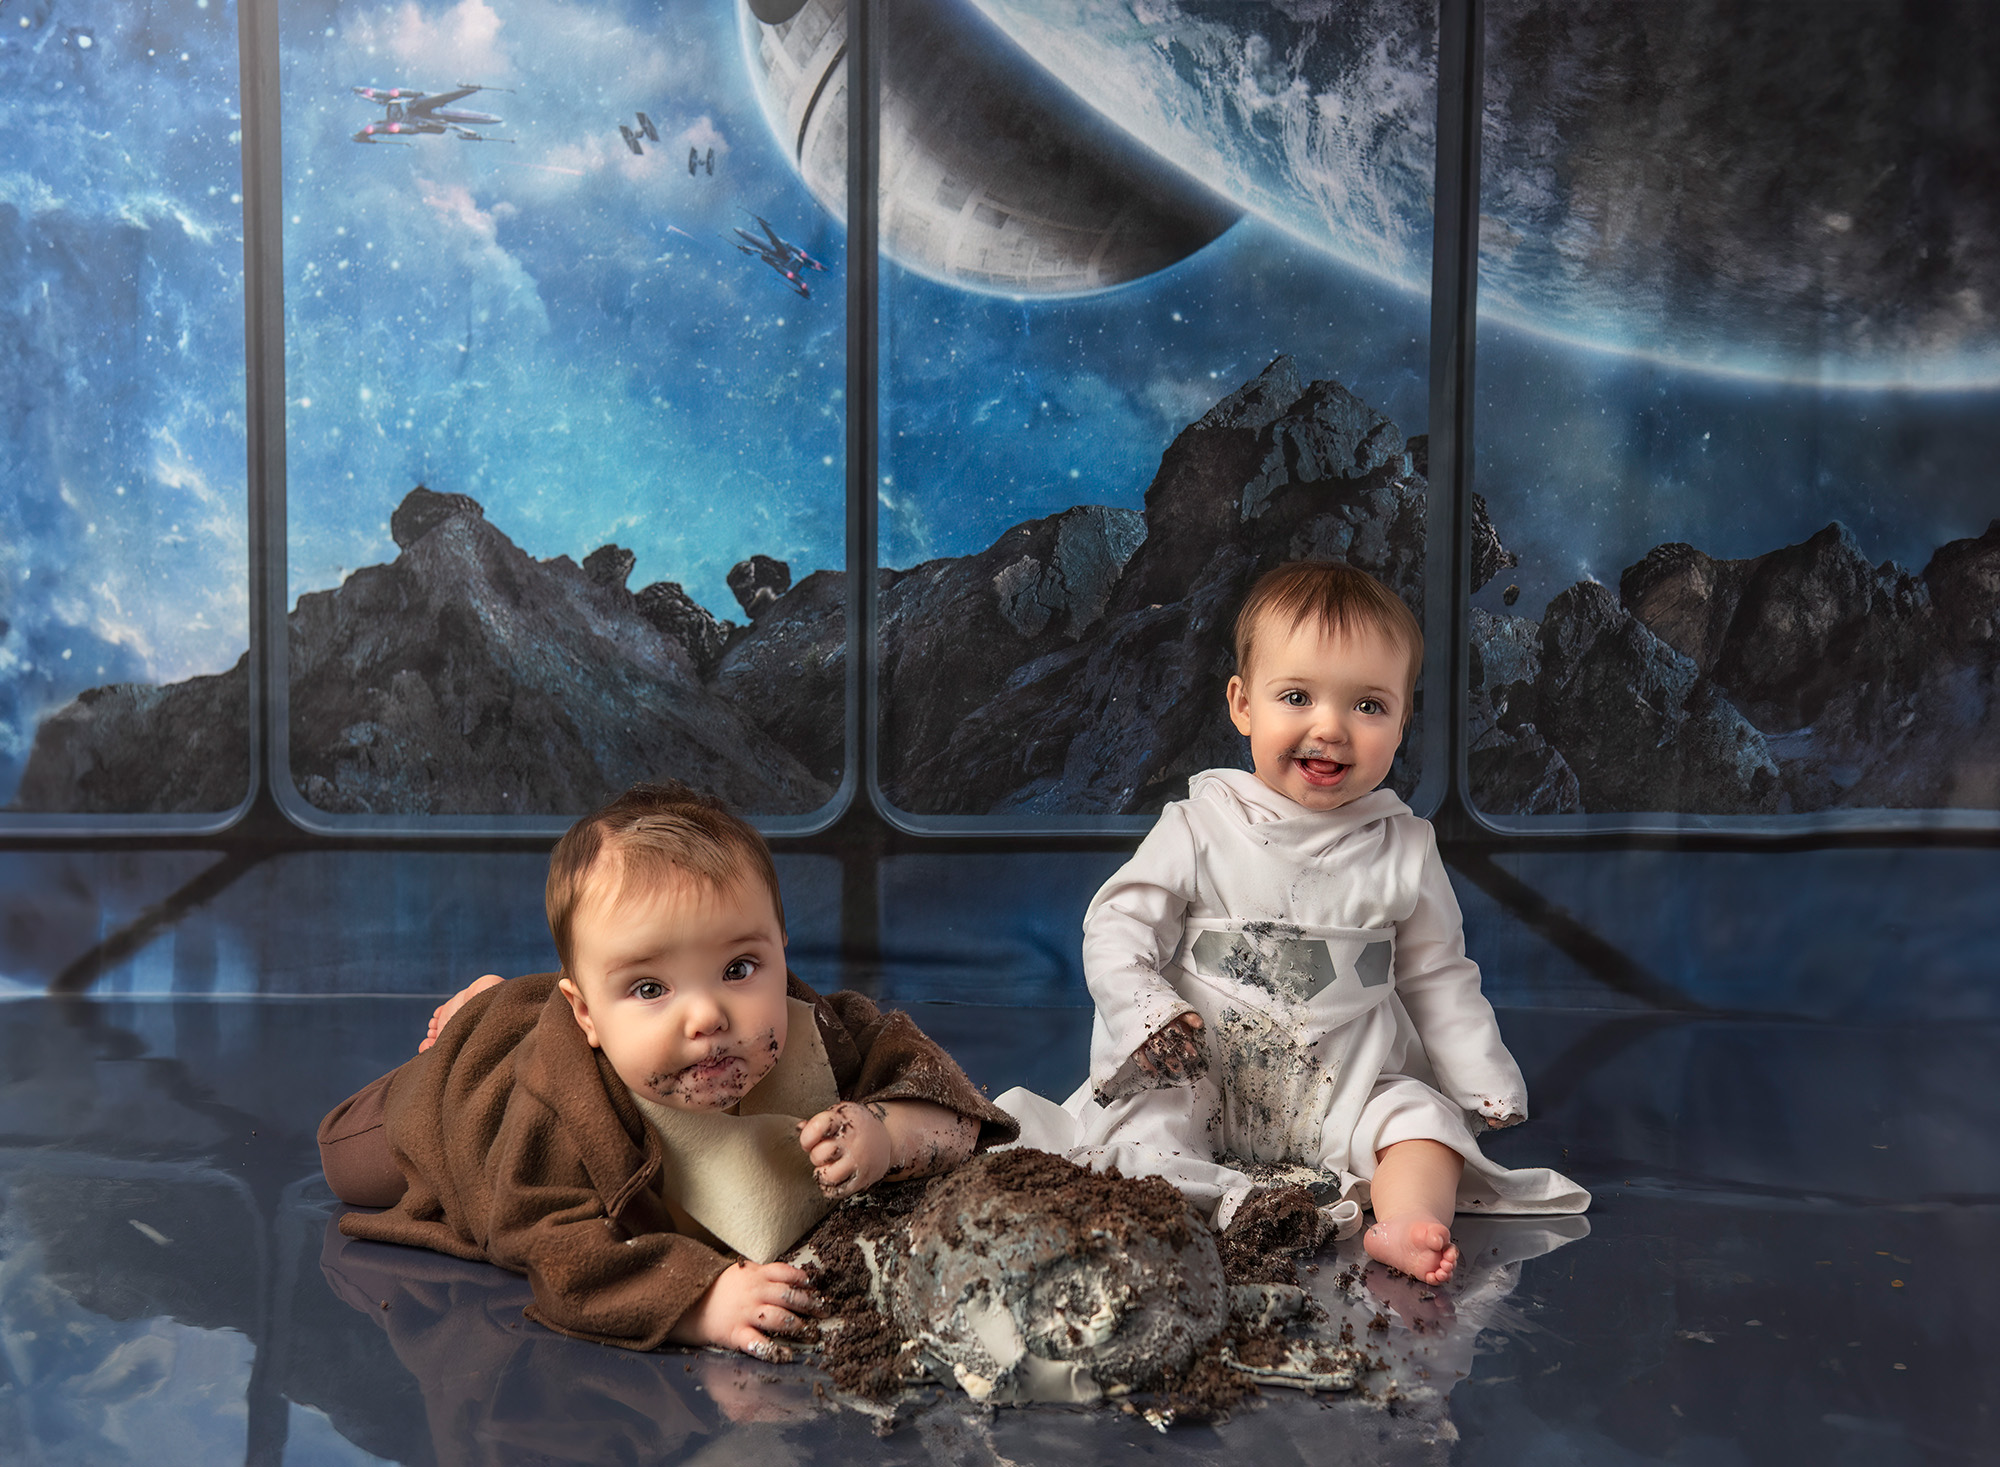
[606,949,668,975]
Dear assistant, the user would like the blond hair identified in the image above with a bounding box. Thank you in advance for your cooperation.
[1233,561,1423,692]
[546,781,785,977]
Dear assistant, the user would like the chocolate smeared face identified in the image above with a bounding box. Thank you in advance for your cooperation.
[560,863,789,1111]
[1226,616,1411,813]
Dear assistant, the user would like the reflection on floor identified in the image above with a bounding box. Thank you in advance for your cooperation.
[2,847,1996,1463]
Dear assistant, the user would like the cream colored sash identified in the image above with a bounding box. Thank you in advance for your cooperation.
[628,997,842,1264]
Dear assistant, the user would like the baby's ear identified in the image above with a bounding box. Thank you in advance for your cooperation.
[557,977,602,1049]
[1225,674,1253,735]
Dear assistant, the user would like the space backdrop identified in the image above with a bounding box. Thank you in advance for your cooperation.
[1,0,1995,824]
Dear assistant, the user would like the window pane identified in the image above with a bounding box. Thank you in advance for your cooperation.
[278,0,847,826]
[1470,1,2000,827]
[868,0,1440,823]
[0,2,250,819]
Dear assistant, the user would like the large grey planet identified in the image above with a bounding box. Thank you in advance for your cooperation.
[752,0,2000,386]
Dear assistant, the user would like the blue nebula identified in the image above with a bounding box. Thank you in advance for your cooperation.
[880,219,1433,568]
[0,0,249,802]
[278,0,845,621]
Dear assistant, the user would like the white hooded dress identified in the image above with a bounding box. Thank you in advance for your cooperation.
[996,769,1590,1226]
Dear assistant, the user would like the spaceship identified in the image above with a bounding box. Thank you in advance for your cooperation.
[351,84,509,144]
[733,214,826,298]
[739,0,1237,295]
[618,111,661,155]
[689,146,715,176]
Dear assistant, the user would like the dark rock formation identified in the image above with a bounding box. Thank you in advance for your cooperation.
[727,555,792,620]
[18,489,830,818]
[876,504,1147,793]
[13,659,250,814]
[1618,541,1763,675]
[634,581,735,679]
[710,569,851,788]
[389,486,483,549]
[581,543,636,590]
[1532,580,1781,814]
[1470,493,1518,593]
[1925,519,2000,658]
[1468,724,1580,817]
[1465,609,1577,811]
[27,374,1995,824]
[1473,514,2000,817]
[280,499,827,815]
[1706,524,1933,735]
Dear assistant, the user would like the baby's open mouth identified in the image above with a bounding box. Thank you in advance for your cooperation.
[656,1052,749,1102]
[680,1054,742,1084]
[1294,755,1348,787]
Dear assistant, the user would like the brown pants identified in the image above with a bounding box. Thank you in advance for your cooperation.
[318,1068,409,1208]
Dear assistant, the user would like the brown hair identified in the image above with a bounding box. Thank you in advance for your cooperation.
[546,781,785,977]
[1233,561,1423,692]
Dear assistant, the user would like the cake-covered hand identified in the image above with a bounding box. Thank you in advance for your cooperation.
[666,1258,825,1363]
[798,1097,978,1198]
[1134,1012,1208,1083]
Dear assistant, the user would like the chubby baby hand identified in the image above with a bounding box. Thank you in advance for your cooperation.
[670,1259,824,1363]
[1135,1011,1209,1085]
[798,1101,891,1200]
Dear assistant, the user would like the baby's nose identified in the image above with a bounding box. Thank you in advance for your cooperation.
[682,995,727,1035]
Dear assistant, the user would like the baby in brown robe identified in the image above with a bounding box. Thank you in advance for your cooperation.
[318,781,1015,1360]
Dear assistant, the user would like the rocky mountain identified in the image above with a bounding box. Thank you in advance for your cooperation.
[17,355,1997,821]
[1469,519,2000,815]
[13,661,252,815]
[14,487,830,817]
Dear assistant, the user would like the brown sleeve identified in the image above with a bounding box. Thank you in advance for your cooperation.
[480,1005,735,1350]
[483,1108,734,1351]
[813,987,1020,1149]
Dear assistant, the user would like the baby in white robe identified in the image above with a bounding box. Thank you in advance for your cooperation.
[998,561,1589,1285]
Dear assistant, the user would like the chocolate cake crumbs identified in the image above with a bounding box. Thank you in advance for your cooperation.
[918,1146,1197,1252]
[790,1177,930,1395]
[788,1156,1362,1425]
[1217,1184,1323,1286]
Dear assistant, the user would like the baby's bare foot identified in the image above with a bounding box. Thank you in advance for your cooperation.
[1363,1211,1458,1286]
[419,973,504,1053]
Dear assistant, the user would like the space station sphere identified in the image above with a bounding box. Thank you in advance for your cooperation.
[740,0,1239,295]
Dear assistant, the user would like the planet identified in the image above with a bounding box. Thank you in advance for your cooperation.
[740,0,1241,295]
[751,0,2000,388]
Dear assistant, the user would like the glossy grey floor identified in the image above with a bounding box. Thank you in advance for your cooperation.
[2,844,1996,1465]
[2,993,1992,1466]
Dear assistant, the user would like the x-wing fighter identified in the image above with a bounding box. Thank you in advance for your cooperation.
[352,84,510,144]
[732,214,826,298]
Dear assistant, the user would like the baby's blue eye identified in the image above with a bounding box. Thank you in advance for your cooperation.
[723,958,756,982]
[1357,698,1384,716]
[633,980,666,1001]
[1282,690,1309,707]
